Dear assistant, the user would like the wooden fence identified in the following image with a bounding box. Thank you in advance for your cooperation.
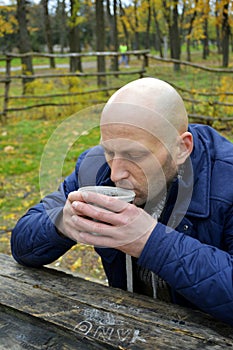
[148,54,233,125]
[0,50,149,122]
[1,50,233,125]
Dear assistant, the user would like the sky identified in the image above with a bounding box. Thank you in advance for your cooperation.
[0,0,40,5]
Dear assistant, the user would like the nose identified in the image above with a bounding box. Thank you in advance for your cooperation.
[110,157,129,183]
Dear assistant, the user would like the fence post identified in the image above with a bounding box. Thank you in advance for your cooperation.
[97,52,106,87]
[2,54,11,123]
[143,52,149,68]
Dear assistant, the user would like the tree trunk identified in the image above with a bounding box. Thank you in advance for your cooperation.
[152,5,163,57]
[186,1,198,62]
[106,0,119,72]
[113,0,119,71]
[119,0,129,47]
[69,26,82,72]
[69,0,82,73]
[186,38,191,62]
[216,22,221,54]
[16,0,34,94]
[59,0,67,53]
[179,0,186,50]
[202,17,209,59]
[145,0,151,49]
[222,0,230,67]
[215,0,221,54]
[162,0,180,71]
[42,0,55,68]
[170,1,180,71]
[96,0,106,86]
[134,0,140,50]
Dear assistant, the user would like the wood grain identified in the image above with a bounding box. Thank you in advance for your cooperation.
[0,254,232,349]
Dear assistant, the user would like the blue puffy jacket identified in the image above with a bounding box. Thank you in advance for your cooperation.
[11,124,233,325]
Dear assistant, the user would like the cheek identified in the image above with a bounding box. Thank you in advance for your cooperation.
[139,157,168,192]
[130,162,148,183]
[139,157,162,181]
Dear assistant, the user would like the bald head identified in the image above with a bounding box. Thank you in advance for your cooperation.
[101,78,188,142]
[100,78,193,205]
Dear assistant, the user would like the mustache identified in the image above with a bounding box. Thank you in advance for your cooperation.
[114,181,134,190]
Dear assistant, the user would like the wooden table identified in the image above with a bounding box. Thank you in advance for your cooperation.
[0,253,232,349]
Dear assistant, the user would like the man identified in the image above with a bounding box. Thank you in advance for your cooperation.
[119,43,129,67]
[11,78,233,326]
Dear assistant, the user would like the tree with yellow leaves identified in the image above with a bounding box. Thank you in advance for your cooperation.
[183,0,210,62]
[0,5,18,51]
[0,6,17,37]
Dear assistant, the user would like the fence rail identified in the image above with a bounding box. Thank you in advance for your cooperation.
[0,51,233,125]
[0,50,149,121]
[4,50,149,58]
[147,55,233,125]
[148,54,233,73]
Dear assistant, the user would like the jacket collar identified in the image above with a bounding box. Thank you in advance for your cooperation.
[185,125,211,218]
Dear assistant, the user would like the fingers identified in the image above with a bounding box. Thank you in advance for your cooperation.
[63,190,157,256]
[77,231,116,247]
[61,198,85,240]
[62,194,118,240]
[73,190,129,213]
[68,190,131,226]
[71,214,111,235]
[68,191,86,203]
[71,200,130,226]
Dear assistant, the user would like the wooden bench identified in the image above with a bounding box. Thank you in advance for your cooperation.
[0,253,232,349]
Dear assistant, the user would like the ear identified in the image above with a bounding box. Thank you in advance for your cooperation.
[176,131,193,165]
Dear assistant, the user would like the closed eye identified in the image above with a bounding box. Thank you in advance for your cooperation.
[104,149,115,159]
[105,150,149,162]
[124,152,149,161]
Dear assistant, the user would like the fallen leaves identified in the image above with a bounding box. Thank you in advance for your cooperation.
[3,145,15,153]
[0,112,104,282]
[71,257,82,271]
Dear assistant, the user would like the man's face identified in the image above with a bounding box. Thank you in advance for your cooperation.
[101,123,178,206]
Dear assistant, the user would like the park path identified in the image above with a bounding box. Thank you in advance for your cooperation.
[0,61,97,73]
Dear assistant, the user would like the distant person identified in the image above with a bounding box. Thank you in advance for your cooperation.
[119,43,129,67]
[11,77,233,326]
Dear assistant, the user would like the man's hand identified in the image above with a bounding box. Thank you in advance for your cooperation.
[59,190,157,257]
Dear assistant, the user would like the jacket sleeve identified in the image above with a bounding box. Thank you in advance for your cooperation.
[11,150,89,267]
[138,215,233,326]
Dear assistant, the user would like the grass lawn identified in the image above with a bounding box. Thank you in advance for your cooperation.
[0,104,107,280]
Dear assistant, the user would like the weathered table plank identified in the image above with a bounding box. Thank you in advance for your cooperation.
[0,305,103,350]
[0,253,232,349]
